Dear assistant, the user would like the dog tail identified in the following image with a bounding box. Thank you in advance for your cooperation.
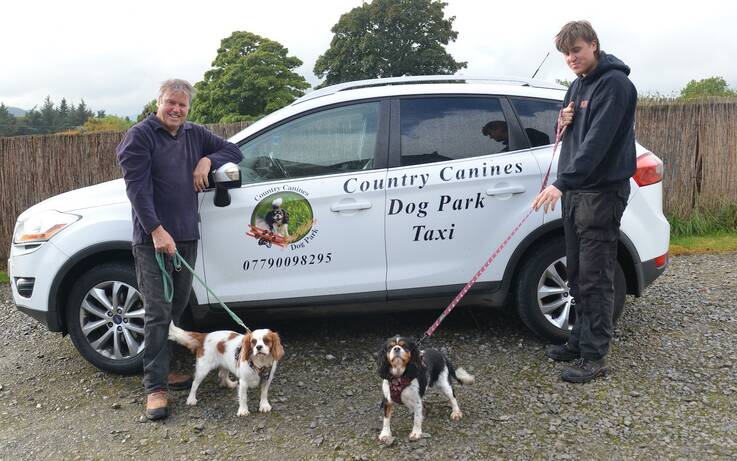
[168,321,203,354]
[453,367,475,385]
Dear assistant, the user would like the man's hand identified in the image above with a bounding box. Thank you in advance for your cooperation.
[193,156,212,192]
[151,225,176,255]
[558,102,575,129]
[532,185,562,213]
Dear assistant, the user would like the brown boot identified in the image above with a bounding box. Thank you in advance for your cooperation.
[167,372,193,391]
[145,390,169,420]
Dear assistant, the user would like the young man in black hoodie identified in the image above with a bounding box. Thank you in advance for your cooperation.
[532,21,637,383]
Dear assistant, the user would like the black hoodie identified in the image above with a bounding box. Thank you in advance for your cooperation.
[552,51,637,192]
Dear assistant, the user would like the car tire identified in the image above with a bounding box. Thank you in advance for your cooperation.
[66,262,145,375]
[515,237,626,343]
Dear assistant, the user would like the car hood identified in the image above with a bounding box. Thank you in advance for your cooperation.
[18,179,128,220]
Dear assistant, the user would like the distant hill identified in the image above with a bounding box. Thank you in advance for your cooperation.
[7,107,26,117]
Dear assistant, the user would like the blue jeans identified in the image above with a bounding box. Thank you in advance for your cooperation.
[132,240,197,394]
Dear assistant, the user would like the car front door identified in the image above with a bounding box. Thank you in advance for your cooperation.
[384,96,544,295]
[198,100,389,305]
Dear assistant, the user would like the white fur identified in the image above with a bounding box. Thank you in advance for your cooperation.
[168,323,281,416]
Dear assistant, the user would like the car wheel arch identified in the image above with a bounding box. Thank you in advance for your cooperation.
[505,220,640,300]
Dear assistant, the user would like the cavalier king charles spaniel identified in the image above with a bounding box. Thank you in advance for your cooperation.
[377,336,474,442]
[169,323,284,416]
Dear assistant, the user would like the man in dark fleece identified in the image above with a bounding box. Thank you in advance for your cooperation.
[117,79,243,418]
[532,21,637,383]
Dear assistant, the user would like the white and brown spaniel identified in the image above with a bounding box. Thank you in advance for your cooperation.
[377,336,474,442]
[168,323,284,416]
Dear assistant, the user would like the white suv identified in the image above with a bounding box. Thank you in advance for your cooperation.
[8,76,670,373]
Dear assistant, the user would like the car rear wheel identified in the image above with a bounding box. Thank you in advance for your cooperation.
[66,263,145,375]
[515,238,626,343]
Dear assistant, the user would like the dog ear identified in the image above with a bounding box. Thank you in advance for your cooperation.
[403,340,423,379]
[377,342,392,380]
[241,332,253,362]
[282,209,289,224]
[269,331,285,361]
[265,212,274,227]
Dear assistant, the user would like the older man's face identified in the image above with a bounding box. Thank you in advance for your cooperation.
[156,90,189,134]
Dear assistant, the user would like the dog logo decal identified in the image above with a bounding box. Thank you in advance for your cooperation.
[247,191,315,249]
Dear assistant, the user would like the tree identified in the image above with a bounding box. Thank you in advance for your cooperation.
[58,98,70,129]
[314,0,466,87]
[679,76,736,100]
[40,96,57,133]
[136,99,157,122]
[189,31,310,123]
[79,115,133,133]
[71,99,94,126]
[0,103,17,137]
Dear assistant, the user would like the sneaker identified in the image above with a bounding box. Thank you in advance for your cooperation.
[560,358,609,383]
[544,343,580,362]
[167,372,193,391]
[145,390,169,420]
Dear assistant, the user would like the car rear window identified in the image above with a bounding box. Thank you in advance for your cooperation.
[510,98,560,147]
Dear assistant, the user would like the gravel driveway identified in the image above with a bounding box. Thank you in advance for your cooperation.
[1,253,736,460]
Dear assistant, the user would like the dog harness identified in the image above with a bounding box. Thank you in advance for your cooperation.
[389,376,412,404]
[234,346,272,382]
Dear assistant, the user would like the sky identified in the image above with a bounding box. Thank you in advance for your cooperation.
[2,0,736,118]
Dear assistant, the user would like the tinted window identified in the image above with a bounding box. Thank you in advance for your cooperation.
[400,97,507,166]
[510,98,560,147]
[239,102,380,184]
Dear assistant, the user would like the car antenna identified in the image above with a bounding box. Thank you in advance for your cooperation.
[531,52,550,79]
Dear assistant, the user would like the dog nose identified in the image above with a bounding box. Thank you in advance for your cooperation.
[256,345,263,350]
[392,346,401,352]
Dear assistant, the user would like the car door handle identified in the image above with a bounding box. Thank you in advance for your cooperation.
[486,185,526,196]
[331,201,373,212]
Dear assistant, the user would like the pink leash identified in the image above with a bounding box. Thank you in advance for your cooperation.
[419,122,567,344]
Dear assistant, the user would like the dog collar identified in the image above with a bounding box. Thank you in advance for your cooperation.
[389,376,412,403]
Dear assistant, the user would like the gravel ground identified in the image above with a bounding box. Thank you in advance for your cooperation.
[1,252,736,460]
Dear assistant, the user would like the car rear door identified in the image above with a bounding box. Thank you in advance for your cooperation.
[198,100,389,305]
[384,95,544,296]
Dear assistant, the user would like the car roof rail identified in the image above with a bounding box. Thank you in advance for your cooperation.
[293,75,565,105]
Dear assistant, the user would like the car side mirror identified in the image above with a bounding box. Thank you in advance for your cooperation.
[213,163,241,207]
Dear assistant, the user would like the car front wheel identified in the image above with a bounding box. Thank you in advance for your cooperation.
[65,263,145,375]
[516,238,626,343]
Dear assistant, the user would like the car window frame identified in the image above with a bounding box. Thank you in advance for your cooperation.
[234,98,391,186]
[387,94,529,168]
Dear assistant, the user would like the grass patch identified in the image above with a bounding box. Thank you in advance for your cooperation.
[0,272,8,283]
[670,231,737,255]
[668,203,737,238]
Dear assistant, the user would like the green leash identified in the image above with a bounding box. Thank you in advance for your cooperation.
[155,250,251,333]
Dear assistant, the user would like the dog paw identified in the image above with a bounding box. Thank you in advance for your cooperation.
[409,430,422,441]
[185,397,197,406]
[221,379,238,389]
[378,431,393,444]
[237,407,250,417]
[259,402,272,413]
[451,409,463,420]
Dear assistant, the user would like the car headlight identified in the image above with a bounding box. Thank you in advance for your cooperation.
[13,210,80,244]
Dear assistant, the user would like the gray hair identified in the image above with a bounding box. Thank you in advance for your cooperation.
[158,79,195,104]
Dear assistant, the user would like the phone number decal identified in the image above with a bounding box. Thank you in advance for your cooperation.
[242,253,333,271]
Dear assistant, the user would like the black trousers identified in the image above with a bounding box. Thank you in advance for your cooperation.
[132,240,198,394]
[563,184,628,360]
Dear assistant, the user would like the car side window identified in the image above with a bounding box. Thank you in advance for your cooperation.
[239,102,380,184]
[510,98,560,147]
[400,97,508,166]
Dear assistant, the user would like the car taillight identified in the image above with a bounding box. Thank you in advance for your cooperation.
[655,253,668,268]
[633,152,663,186]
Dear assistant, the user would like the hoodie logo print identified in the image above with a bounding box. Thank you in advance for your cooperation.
[580,100,589,109]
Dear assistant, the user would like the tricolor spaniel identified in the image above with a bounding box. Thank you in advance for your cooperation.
[168,323,284,416]
[265,198,289,238]
[377,336,474,442]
